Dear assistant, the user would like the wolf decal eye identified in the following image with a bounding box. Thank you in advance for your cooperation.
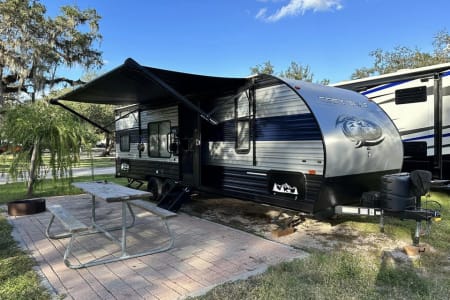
[336,115,384,148]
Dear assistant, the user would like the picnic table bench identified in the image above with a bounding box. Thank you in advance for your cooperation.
[45,181,177,269]
[45,205,90,267]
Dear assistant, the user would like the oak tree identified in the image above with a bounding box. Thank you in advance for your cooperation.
[0,0,102,106]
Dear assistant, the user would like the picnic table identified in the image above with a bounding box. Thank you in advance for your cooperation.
[46,181,177,269]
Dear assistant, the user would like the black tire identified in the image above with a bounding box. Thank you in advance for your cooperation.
[147,177,162,201]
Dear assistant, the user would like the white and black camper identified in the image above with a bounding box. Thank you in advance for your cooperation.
[53,58,405,217]
[333,63,450,179]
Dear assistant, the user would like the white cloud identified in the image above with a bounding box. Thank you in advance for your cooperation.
[256,0,343,22]
[255,8,268,19]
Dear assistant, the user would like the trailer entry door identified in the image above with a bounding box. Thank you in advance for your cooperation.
[179,107,200,186]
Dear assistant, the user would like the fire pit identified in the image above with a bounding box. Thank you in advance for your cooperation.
[7,198,46,216]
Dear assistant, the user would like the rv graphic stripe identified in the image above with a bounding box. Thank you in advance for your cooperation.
[205,113,322,142]
[404,132,450,142]
[361,80,409,96]
[362,70,449,96]
[115,113,322,144]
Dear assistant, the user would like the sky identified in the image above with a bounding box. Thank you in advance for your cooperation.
[42,0,450,84]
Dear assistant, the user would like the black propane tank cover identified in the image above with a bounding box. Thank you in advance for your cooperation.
[382,194,416,212]
[381,173,412,197]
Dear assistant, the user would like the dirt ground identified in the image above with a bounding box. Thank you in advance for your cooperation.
[181,194,415,256]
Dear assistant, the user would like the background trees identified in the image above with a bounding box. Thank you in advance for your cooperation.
[250,60,330,84]
[0,0,102,107]
[251,30,449,83]
[0,101,96,196]
[0,0,104,196]
[67,101,116,155]
[250,61,275,75]
[351,29,450,79]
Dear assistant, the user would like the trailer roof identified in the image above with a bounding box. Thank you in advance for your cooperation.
[55,58,251,107]
[332,62,450,92]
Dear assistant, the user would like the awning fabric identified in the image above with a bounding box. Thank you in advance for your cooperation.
[56,58,251,108]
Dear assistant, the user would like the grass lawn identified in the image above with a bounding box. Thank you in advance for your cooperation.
[0,174,124,300]
[0,176,449,299]
[0,217,49,300]
[0,153,115,174]
[0,175,127,203]
[191,192,450,300]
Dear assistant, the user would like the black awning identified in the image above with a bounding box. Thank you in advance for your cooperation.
[57,58,251,107]
[54,58,252,125]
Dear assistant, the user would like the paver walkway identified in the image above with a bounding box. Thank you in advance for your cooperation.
[8,195,307,299]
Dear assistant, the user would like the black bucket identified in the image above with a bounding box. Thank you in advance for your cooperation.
[7,198,46,216]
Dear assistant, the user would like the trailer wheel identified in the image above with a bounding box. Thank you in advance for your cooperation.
[147,177,163,201]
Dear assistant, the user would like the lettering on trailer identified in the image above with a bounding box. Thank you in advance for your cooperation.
[319,96,368,108]
[336,115,385,148]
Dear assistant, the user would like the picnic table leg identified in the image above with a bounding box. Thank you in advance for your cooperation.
[127,202,136,227]
[121,201,128,257]
[46,214,72,239]
[91,195,96,224]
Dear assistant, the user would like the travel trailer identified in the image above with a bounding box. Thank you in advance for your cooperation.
[333,63,450,179]
[53,58,404,216]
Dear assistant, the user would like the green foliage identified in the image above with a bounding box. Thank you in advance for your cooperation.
[0,174,126,204]
[0,0,102,105]
[352,29,450,79]
[194,250,450,300]
[68,102,116,130]
[193,192,450,300]
[250,61,275,75]
[0,218,49,300]
[0,101,96,195]
[421,192,450,251]
[0,219,20,258]
[280,61,314,81]
[250,60,330,84]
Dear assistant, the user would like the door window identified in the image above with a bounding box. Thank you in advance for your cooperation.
[119,134,130,152]
[148,121,171,158]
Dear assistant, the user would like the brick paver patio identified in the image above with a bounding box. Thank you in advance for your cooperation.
[8,195,307,299]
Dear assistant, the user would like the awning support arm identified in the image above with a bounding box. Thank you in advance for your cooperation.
[50,99,112,134]
[125,58,219,125]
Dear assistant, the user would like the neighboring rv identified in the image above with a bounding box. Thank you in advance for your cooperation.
[54,58,403,216]
[333,63,450,179]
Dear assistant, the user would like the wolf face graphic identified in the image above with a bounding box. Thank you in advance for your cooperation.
[336,115,384,148]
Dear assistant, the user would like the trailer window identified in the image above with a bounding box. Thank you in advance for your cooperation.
[119,134,130,152]
[235,94,250,153]
[148,121,171,158]
[395,86,427,104]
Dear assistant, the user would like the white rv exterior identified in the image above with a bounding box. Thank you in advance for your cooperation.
[333,63,450,179]
[55,58,404,215]
[114,74,403,214]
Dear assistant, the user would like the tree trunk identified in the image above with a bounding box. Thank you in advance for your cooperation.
[102,133,114,156]
[0,67,4,108]
[27,139,40,197]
